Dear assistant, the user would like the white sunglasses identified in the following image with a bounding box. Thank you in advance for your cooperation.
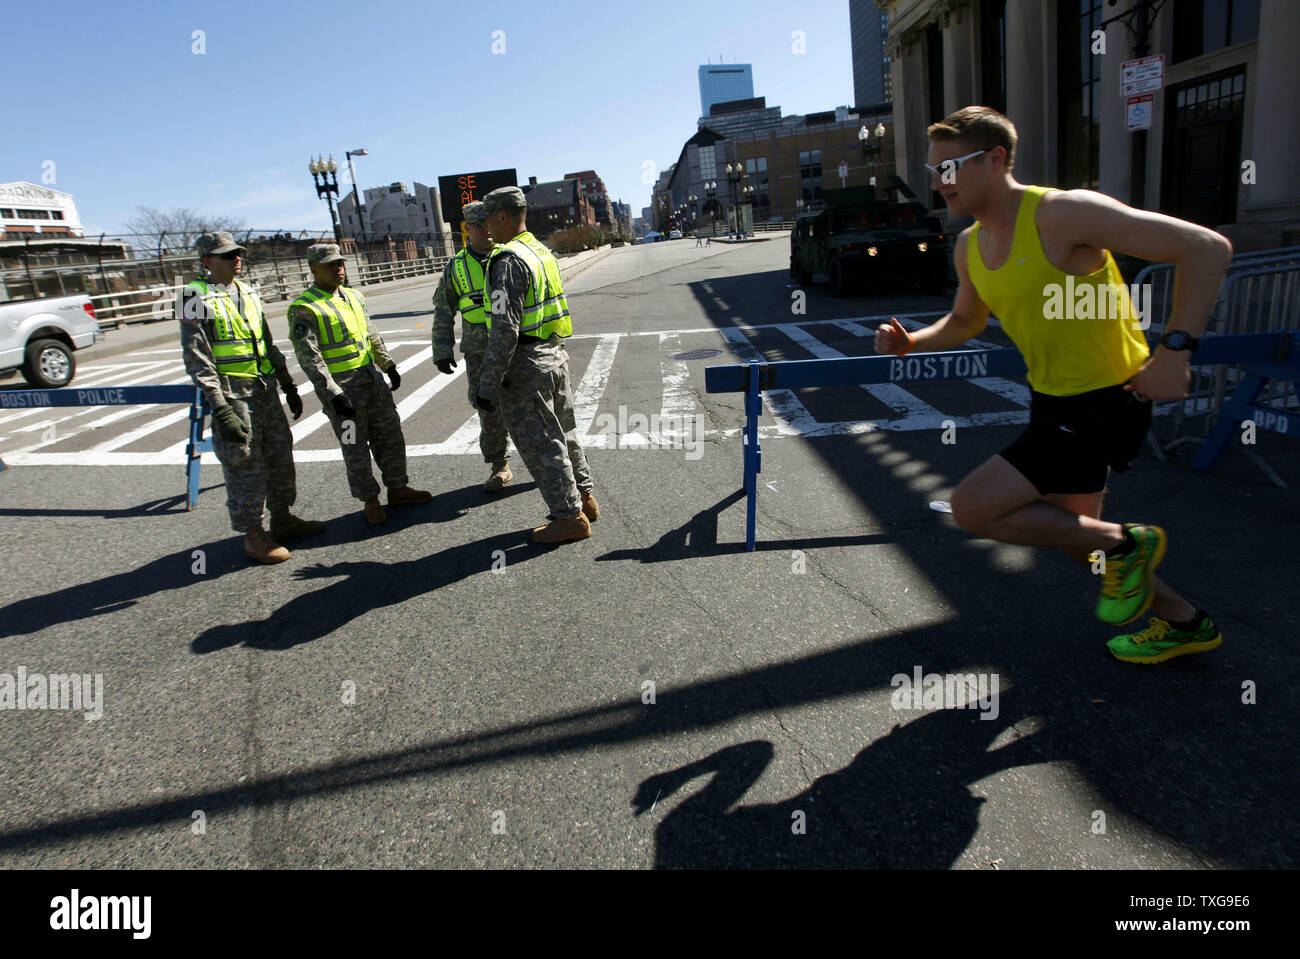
[923,148,989,177]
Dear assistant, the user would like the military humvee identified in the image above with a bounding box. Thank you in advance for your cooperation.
[789,176,949,297]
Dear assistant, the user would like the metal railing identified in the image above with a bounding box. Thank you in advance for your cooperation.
[1,229,456,328]
[1159,263,1300,461]
[81,253,451,328]
[1134,245,1300,337]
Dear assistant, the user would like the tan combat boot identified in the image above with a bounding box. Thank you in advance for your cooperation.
[387,485,433,506]
[532,512,591,544]
[244,528,291,564]
[269,512,326,541]
[363,497,387,525]
[581,491,599,522]
[484,461,513,493]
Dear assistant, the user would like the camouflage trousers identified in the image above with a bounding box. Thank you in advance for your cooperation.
[464,349,510,464]
[210,387,297,533]
[318,369,410,501]
[499,356,593,519]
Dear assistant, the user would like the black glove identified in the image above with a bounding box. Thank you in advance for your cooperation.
[284,386,303,420]
[475,392,496,414]
[331,394,357,420]
[213,405,249,443]
[386,367,401,392]
[436,358,456,376]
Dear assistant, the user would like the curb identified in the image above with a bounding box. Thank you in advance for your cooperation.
[561,245,615,281]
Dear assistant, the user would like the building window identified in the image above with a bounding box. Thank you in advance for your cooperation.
[980,0,1007,114]
[15,208,49,219]
[1162,67,1246,225]
[0,209,12,218]
[1173,0,1260,62]
[799,150,823,202]
[51,210,64,220]
[699,144,718,182]
[1057,0,1103,189]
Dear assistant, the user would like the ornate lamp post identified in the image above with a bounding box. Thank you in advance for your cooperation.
[310,154,342,241]
[726,161,745,234]
[858,122,886,179]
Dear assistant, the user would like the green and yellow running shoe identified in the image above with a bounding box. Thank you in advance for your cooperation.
[1096,524,1167,625]
[1107,615,1222,664]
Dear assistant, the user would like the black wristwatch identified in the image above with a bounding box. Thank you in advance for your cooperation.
[1159,329,1199,352]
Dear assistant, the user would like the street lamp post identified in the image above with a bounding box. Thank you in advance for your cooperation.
[858,122,886,181]
[346,147,369,240]
[726,161,745,236]
[310,154,342,241]
[704,181,717,235]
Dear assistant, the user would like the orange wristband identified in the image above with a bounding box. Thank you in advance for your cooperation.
[895,327,915,357]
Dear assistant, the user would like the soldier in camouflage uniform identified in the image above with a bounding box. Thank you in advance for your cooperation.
[178,231,325,563]
[288,243,431,525]
[476,186,599,544]
[431,201,512,492]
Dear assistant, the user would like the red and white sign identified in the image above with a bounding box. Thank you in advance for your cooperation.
[1121,54,1164,96]
[838,161,848,184]
[1126,94,1154,131]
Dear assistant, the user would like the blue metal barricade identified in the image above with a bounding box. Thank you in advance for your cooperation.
[0,385,212,508]
[706,331,1299,550]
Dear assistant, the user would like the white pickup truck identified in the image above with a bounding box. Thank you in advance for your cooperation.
[0,293,104,388]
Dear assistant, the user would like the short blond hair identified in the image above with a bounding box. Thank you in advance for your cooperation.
[927,106,1017,170]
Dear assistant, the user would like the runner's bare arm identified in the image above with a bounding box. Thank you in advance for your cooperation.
[886,226,990,354]
[1038,189,1231,339]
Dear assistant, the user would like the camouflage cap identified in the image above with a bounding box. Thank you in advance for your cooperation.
[194,231,245,256]
[306,243,345,265]
[481,186,528,214]
[461,201,488,225]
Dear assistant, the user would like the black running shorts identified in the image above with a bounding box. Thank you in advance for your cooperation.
[999,383,1153,495]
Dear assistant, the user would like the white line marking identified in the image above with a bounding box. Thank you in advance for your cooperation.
[572,333,620,440]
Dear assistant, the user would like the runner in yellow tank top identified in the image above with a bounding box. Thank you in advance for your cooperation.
[873,106,1233,664]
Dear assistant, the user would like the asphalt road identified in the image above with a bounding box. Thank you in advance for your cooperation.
[1,238,1296,868]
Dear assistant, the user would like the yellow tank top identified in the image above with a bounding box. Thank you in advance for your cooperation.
[965,185,1149,396]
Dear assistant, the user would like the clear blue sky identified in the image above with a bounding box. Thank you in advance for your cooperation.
[4,0,857,235]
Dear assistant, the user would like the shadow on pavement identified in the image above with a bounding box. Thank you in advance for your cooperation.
[0,541,247,639]
[0,486,224,519]
[191,528,547,654]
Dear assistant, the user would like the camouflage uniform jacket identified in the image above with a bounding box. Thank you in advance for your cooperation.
[178,277,294,411]
[287,284,396,398]
[431,246,493,363]
[476,250,565,403]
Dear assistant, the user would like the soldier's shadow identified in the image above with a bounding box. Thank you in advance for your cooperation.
[634,689,1045,869]
[0,541,246,640]
[191,529,546,654]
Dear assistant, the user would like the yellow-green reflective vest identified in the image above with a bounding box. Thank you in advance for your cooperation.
[185,277,272,378]
[449,247,492,325]
[484,231,572,339]
[290,284,374,374]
